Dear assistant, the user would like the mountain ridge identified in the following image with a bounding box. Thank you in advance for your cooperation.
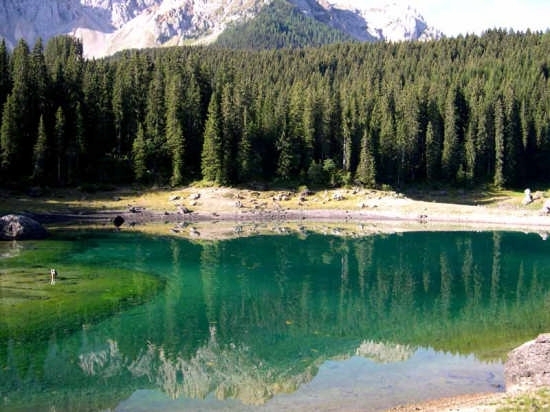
[0,0,443,57]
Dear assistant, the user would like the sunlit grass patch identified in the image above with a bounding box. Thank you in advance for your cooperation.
[497,388,550,411]
[0,239,163,342]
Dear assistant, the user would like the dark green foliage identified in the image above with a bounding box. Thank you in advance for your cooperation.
[0,39,10,109]
[0,94,18,174]
[31,115,48,184]
[356,130,376,187]
[201,92,224,183]
[494,97,505,188]
[132,123,148,182]
[1,31,550,188]
[215,0,354,49]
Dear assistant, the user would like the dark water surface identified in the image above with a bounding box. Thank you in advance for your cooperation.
[2,230,550,411]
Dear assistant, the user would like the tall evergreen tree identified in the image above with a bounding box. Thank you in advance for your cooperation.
[237,108,258,182]
[493,98,505,188]
[276,128,298,182]
[181,71,204,179]
[463,115,477,183]
[442,87,463,181]
[32,115,48,183]
[374,91,396,182]
[30,39,49,119]
[54,106,66,185]
[355,130,376,187]
[132,123,148,182]
[201,93,223,183]
[9,39,33,176]
[0,39,11,109]
[503,88,525,187]
[220,83,239,184]
[144,67,167,180]
[425,121,440,182]
[165,74,185,186]
[0,94,18,175]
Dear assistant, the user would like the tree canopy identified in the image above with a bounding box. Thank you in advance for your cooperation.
[1,30,550,189]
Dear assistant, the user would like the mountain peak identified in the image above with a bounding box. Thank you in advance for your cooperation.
[0,0,443,58]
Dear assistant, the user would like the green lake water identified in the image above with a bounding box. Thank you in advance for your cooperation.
[2,230,550,411]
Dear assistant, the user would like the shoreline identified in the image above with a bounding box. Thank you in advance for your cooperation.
[6,186,550,237]
[3,186,550,410]
[34,202,550,241]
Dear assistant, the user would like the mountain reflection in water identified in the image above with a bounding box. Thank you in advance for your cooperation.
[1,230,549,411]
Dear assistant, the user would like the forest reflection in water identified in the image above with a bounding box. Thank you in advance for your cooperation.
[1,230,550,411]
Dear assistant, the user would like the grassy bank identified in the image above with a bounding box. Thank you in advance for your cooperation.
[0,237,163,342]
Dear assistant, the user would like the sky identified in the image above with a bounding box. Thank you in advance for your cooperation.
[410,0,550,36]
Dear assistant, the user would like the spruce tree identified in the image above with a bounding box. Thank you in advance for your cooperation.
[165,74,185,186]
[132,123,148,182]
[355,130,376,187]
[32,115,48,184]
[54,106,66,185]
[425,121,440,182]
[503,89,524,187]
[276,129,297,182]
[0,94,18,175]
[201,93,223,183]
[493,98,505,188]
[0,39,11,109]
[442,88,462,181]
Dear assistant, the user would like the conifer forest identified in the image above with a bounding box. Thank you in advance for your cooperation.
[1,30,550,189]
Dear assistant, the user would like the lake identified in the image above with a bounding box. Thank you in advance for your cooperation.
[2,229,550,411]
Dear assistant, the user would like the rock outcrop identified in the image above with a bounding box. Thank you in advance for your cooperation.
[505,333,550,390]
[0,0,442,58]
[0,214,49,240]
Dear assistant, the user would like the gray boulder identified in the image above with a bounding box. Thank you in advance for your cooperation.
[0,214,49,240]
[505,333,550,390]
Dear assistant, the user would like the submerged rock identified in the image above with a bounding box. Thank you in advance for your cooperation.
[0,214,49,240]
[505,333,550,390]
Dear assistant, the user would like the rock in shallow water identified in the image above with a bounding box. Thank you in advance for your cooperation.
[0,214,49,240]
[505,333,550,390]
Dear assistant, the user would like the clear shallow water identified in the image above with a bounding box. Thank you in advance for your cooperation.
[2,230,550,411]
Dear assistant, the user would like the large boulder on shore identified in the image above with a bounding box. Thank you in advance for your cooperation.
[0,214,49,240]
[505,333,550,390]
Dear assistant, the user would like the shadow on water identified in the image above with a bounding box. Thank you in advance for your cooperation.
[1,230,550,411]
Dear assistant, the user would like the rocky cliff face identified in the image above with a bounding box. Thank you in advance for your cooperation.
[0,0,442,57]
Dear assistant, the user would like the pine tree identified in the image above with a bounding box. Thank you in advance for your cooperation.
[54,106,66,185]
[0,94,18,175]
[32,115,48,183]
[341,96,355,173]
[442,88,463,181]
[463,115,477,183]
[201,93,223,183]
[493,98,505,188]
[237,108,257,182]
[30,38,49,119]
[181,71,204,179]
[165,74,185,186]
[0,39,11,109]
[9,39,33,177]
[503,88,524,187]
[276,128,297,182]
[145,68,166,148]
[475,104,493,180]
[355,130,376,187]
[425,121,440,182]
[220,83,239,184]
[132,123,148,182]
[376,93,397,183]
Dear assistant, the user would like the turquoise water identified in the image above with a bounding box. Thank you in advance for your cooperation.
[2,230,550,411]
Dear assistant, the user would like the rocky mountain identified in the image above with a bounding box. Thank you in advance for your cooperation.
[0,0,443,57]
